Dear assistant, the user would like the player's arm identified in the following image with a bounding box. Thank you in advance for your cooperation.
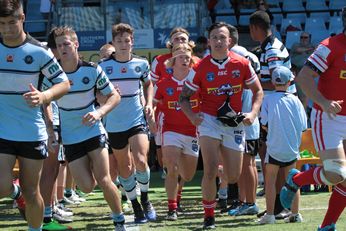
[243,77,263,125]
[297,62,343,117]
[42,103,59,153]
[179,85,203,126]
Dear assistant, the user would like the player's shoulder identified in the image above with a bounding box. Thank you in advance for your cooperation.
[26,34,49,51]
[80,60,99,68]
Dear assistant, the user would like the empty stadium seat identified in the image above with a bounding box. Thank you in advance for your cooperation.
[329,16,343,34]
[306,0,328,11]
[282,0,305,12]
[272,13,283,25]
[309,12,330,23]
[311,29,330,45]
[215,15,237,26]
[285,31,301,50]
[329,0,345,10]
[286,13,307,24]
[305,17,327,33]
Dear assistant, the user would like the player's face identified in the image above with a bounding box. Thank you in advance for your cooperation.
[174,53,191,69]
[170,32,189,46]
[112,32,133,55]
[55,35,79,61]
[208,26,232,55]
[0,14,25,42]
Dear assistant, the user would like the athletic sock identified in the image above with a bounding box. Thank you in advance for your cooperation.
[43,206,53,223]
[168,199,177,211]
[118,173,137,201]
[111,212,125,223]
[203,200,216,218]
[177,190,182,204]
[293,166,333,186]
[218,187,228,200]
[64,188,72,197]
[10,183,21,200]
[321,184,346,228]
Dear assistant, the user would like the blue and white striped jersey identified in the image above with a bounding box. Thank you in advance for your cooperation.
[260,92,307,162]
[57,60,114,145]
[260,35,296,94]
[0,35,68,141]
[99,55,150,132]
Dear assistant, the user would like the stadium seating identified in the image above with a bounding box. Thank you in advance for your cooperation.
[216,15,237,26]
[285,31,302,50]
[310,29,330,45]
[282,0,305,13]
[280,18,302,34]
[24,0,47,33]
[309,12,331,23]
[286,12,307,24]
[329,16,343,34]
[304,17,327,33]
[329,0,345,10]
[305,0,328,11]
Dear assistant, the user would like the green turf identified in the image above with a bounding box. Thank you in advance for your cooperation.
[0,171,345,230]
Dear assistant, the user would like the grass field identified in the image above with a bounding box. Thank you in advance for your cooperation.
[0,171,345,231]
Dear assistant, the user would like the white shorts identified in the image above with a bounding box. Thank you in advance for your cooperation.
[162,131,199,157]
[198,112,245,151]
[311,108,346,152]
[154,112,164,146]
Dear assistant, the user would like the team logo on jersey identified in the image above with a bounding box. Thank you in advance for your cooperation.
[121,67,127,73]
[166,68,173,75]
[206,72,214,82]
[234,135,242,145]
[106,66,113,75]
[340,70,346,79]
[192,139,199,152]
[207,84,242,96]
[24,55,33,64]
[232,70,240,78]
[166,87,174,96]
[135,66,142,73]
[82,77,90,84]
[6,54,13,62]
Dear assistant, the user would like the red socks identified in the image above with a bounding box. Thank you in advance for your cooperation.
[321,184,346,228]
[203,200,216,218]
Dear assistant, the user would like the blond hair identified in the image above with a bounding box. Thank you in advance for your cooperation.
[166,27,196,50]
[54,26,78,42]
[165,43,195,68]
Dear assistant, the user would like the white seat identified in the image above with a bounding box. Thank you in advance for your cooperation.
[305,17,327,33]
[285,31,302,50]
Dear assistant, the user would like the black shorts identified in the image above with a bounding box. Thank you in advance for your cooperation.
[108,124,148,150]
[267,155,297,168]
[259,126,268,143]
[244,139,259,156]
[64,134,108,163]
[0,138,48,160]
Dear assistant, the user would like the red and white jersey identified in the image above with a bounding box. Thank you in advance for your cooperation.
[151,53,200,83]
[307,33,346,115]
[154,71,200,137]
[185,51,257,116]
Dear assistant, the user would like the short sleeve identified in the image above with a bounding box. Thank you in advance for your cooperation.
[96,65,114,96]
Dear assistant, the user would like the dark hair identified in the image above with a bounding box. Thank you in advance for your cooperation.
[228,24,239,44]
[196,36,208,44]
[0,0,23,17]
[207,22,234,38]
[249,10,271,31]
[112,23,134,39]
[47,27,57,49]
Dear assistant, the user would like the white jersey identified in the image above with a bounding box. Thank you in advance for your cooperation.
[260,91,307,162]
[99,55,150,132]
[231,45,260,140]
[57,60,114,145]
[0,35,68,141]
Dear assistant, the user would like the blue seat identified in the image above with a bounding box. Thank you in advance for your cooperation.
[329,0,345,10]
[309,12,330,23]
[305,17,327,34]
[272,12,283,26]
[285,31,301,50]
[280,18,302,34]
[311,29,330,45]
[286,13,307,25]
[24,0,46,33]
[329,16,343,34]
[216,15,237,26]
[306,0,328,11]
[282,0,305,12]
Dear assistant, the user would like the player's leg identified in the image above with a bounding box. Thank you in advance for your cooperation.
[162,145,180,220]
[0,153,17,199]
[88,147,125,227]
[130,132,157,221]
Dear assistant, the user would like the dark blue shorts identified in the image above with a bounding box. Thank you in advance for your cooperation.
[0,138,48,160]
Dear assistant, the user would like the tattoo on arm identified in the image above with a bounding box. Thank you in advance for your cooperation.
[179,85,195,103]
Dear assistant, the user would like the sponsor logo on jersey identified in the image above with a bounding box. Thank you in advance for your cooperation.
[340,70,346,79]
[206,72,215,82]
[167,99,198,111]
[121,67,127,73]
[232,70,240,78]
[106,66,113,75]
[48,63,59,75]
[207,84,241,96]
[166,87,174,96]
[6,54,13,62]
[82,76,90,84]
[24,55,33,64]
[135,66,142,73]
[218,70,228,76]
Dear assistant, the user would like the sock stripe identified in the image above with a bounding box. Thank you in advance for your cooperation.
[335,186,346,197]
[313,167,323,185]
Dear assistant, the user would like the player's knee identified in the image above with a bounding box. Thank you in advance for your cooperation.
[323,159,346,184]
[181,172,194,182]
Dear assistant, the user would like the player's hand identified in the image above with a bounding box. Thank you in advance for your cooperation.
[321,100,343,119]
[242,112,256,126]
[190,112,204,126]
[82,110,102,126]
[23,84,45,107]
[147,115,157,134]
[145,105,154,118]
